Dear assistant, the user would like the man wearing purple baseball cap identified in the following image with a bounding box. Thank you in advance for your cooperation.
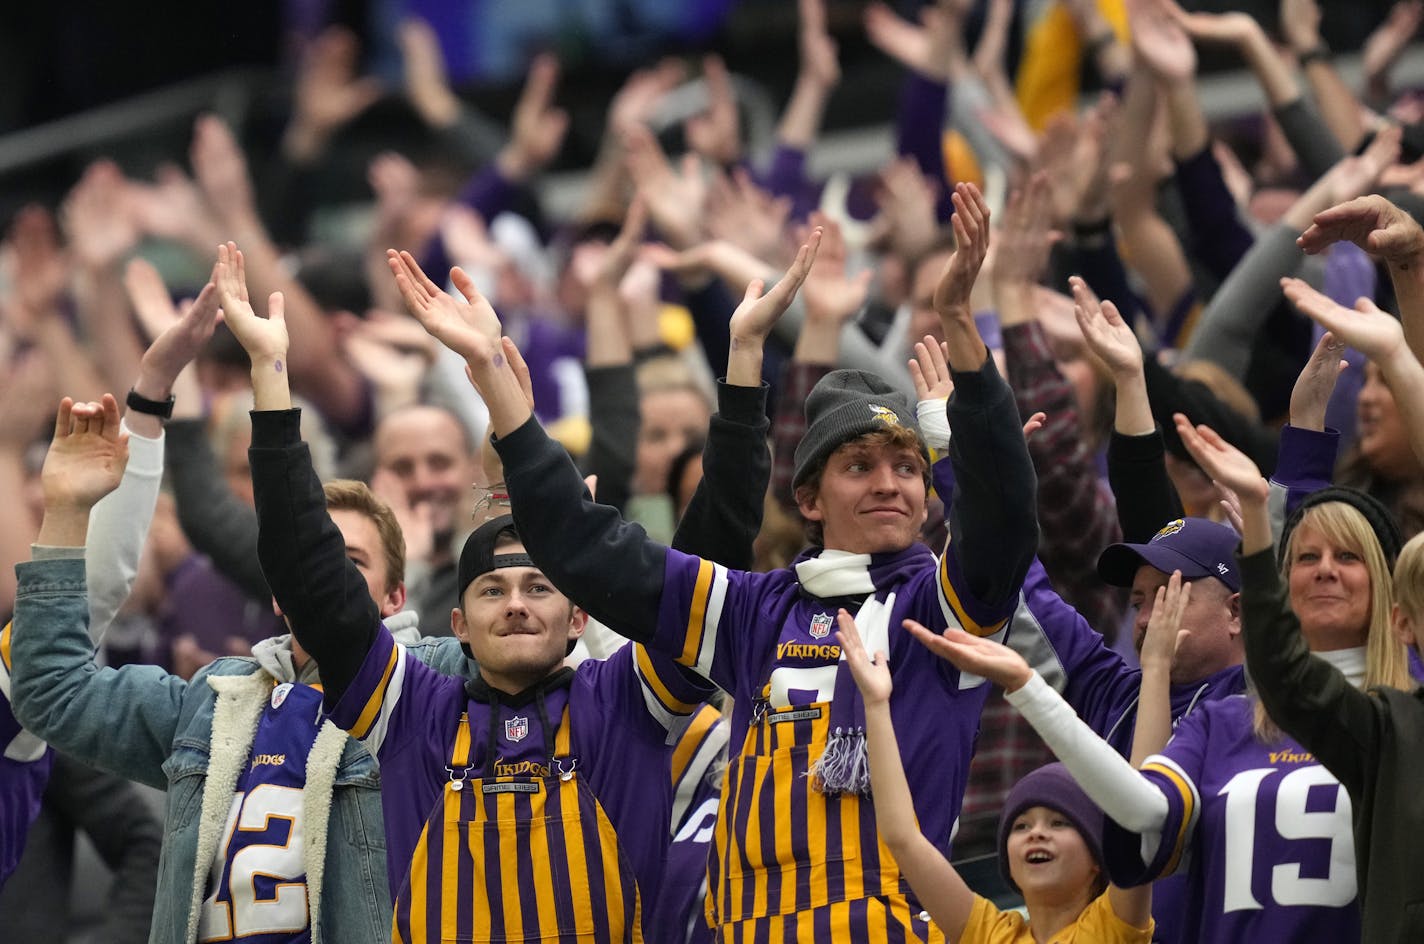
[1097,518,1245,686]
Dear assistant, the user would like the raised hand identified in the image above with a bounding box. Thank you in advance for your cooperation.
[800,215,872,329]
[1288,330,1348,431]
[705,168,793,267]
[1321,125,1402,206]
[191,115,256,222]
[284,26,383,162]
[1165,0,1262,46]
[1279,0,1323,54]
[909,336,955,402]
[0,352,57,451]
[933,182,992,317]
[1129,0,1196,81]
[128,258,222,393]
[1281,276,1409,365]
[903,618,1034,691]
[1070,275,1142,378]
[624,124,706,250]
[593,197,650,292]
[40,394,129,513]
[399,17,460,127]
[684,55,742,166]
[497,53,568,181]
[992,172,1057,290]
[608,61,685,136]
[130,163,221,251]
[6,205,68,332]
[213,243,288,363]
[863,1,955,81]
[871,157,940,260]
[1139,570,1190,670]
[798,0,841,88]
[386,249,501,366]
[1173,414,1270,504]
[61,160,140,271]
[1297,193,1424,263]
[836,610,893,706]
[728,227,823,344]
[1363,1,1424,87]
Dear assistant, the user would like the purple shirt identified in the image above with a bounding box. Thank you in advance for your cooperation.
[1105,695,1360,943]
[330,625,708,909]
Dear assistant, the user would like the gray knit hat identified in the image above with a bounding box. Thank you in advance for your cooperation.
[791,370,928,488]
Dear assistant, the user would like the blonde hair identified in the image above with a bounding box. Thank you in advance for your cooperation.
[1395,532,1424,624]
[1255,501,1412,739]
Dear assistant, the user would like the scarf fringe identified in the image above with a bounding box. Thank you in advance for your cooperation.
[809,726,871,796]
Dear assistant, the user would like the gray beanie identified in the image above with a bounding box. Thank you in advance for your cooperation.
[791,370,928,489]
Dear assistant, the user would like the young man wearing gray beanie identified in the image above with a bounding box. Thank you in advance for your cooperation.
[394,182,1040,942]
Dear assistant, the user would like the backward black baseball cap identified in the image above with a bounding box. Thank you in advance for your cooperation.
[456,514,534,600]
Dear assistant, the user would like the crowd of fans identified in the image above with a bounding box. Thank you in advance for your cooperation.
[3,0,1424,940]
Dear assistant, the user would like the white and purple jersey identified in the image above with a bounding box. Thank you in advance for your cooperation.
[1104,694,1359,942]
[197,681,326,943]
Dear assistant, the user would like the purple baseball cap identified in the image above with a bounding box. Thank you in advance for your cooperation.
[1097,518,1241,591]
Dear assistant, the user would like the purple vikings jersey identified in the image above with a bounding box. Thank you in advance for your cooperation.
[329,624,708,936]
[1104,694,1360,943]
[650,704,728,944]
[1,622,52,888]
[197,681,326,943]
[651,541,1013,934]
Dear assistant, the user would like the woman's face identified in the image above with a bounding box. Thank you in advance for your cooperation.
[1288,522,1373,651]
[1357,361,1419,481]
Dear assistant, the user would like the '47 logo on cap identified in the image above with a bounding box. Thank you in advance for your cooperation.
[505,716,529,743]
[809,613,833,639]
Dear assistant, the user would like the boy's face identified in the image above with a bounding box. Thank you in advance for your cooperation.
[1005,805,1100,901]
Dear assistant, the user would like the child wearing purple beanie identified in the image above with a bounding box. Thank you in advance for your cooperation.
[839,610,1154,943]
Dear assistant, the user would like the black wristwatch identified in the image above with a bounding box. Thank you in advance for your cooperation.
[1299,44,1331,66]
[126,388,176,419]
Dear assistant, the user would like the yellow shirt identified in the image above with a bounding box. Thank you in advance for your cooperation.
[958,893,1153,944]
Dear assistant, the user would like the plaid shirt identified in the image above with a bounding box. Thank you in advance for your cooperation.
[771,361,834,513]
[1002,321,1126,636]
[954,688,1055,858]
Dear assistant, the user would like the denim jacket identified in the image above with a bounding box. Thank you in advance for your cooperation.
[10,557,469,944]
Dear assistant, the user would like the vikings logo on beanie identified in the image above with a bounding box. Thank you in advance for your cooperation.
[791,370,928,489]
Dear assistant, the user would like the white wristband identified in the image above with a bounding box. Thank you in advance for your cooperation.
[916,398,952,451]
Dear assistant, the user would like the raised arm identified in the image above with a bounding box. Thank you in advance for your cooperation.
[1279,0,1367,154]
[1283,276,1424,469]
[837,612,976,941]
[215,243,378,705]
[906,618,1158,929]
[1298,193,1424,359]
[1175,415,1378,794]
[935,183,1039,605]
[190,116,368,430]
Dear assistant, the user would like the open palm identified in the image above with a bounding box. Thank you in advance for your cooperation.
[387,249,503,366]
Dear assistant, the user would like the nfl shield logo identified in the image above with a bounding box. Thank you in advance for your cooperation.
[504,716,529,743]
[809,613,833,639]
[270,683,293,710]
